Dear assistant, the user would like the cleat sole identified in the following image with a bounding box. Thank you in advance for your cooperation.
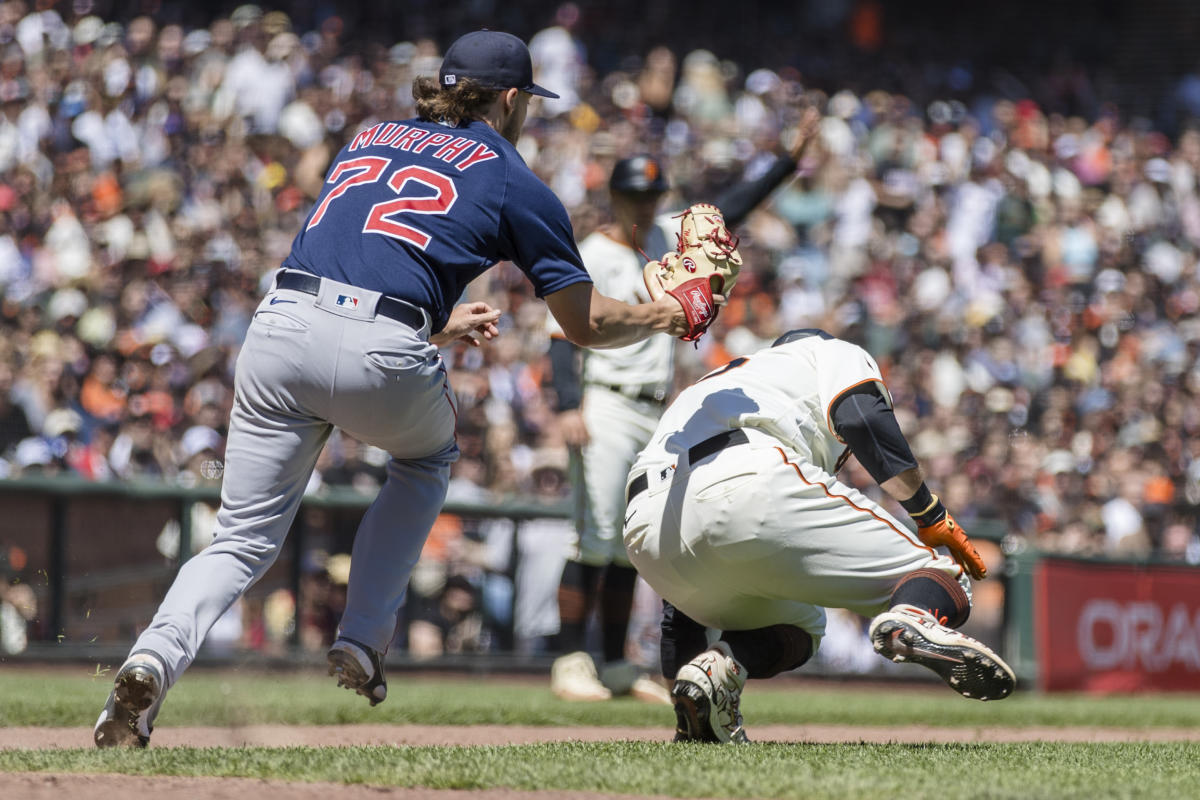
[671,680,718,743]
[872,619,1015,701]
[95,664,160,749]
[327,647,382,706]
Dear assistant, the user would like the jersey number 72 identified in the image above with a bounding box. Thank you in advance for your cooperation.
[306,156,458,250]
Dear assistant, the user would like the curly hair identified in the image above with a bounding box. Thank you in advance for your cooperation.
[412,76,500,126]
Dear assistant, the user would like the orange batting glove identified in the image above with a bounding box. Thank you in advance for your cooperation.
[912,496,987,580]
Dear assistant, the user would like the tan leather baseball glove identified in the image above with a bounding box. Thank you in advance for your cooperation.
[643,203,743,341]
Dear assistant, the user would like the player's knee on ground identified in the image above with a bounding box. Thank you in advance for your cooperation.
[889,567,971,628]
[721,625,814,679]
[660,601,708,679]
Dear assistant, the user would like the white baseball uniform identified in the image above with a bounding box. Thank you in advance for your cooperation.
[622,333,961,645]
[549,218,676,567]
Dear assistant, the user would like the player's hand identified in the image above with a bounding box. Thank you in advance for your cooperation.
[915,504,987,580]
[430,301,501,348]
[645,204,740,342]
[786,106,822,162]
[558,409,589,447]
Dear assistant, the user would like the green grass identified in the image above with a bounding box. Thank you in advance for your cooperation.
[3,668,1200,729]
[4,669,1200,798]
[2,741,1199,799]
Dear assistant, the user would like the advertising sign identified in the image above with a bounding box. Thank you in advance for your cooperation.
[1037,558,1200,691]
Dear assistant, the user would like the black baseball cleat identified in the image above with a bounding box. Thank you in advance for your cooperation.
[327,637,388,706]
[94,652,166,748]
[869,604,1016,701]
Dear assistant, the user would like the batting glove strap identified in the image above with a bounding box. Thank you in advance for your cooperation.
[909,494,947,528]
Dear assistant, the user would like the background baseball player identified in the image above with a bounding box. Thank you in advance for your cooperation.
[93,29,707,748]
[623,328,1016,743]
[547,109,823,704]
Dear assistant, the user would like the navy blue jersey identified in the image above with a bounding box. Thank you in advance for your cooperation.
[282,118,591,331]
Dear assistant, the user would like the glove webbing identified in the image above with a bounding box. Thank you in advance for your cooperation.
[673,211,741,255]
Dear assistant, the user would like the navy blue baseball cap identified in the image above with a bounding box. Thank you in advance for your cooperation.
[439,30,559,98]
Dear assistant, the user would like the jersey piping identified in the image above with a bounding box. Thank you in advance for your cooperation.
[773,445,955,572]
[825,377,890,444]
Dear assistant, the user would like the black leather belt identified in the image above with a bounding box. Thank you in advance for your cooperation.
[276,271,426,330]
[626,429,749,503]
[593,383,666,404]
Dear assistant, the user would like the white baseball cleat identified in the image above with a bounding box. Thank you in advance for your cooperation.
[597,659,671,705]
[94,651,166,748]
[630,674,673,706]
[869,604,1016,701]
[328,638,388,706]
[671,641,749,743]
[551,651,612,701]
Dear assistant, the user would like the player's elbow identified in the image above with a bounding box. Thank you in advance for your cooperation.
[545,283,606,348]
[555,317,599,348]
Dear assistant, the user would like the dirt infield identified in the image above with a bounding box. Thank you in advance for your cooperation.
[5,722,1200,750]
[4,723,1199,799]
[0,773,705,800]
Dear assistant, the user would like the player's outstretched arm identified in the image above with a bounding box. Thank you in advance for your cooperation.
[430,301,502,348]
[544,282,697,349]
[709,107,822,228]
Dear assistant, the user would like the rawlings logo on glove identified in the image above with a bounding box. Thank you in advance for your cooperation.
[681,281,715,323]
[643,203,743,341]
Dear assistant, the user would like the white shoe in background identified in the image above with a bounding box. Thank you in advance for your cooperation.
[551,651,612,701]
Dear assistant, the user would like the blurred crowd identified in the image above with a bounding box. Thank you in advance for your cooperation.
[2,1,1200,657]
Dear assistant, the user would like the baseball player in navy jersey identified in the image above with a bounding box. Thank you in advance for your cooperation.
[623,329,1015,743]
[547,112,823,705]
[94,30,699,748]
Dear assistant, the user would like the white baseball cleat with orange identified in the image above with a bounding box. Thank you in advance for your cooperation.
[671,641,749,743]
[869,604,1015,701]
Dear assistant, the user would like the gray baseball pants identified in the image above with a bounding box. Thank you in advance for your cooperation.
[132,272,458,686]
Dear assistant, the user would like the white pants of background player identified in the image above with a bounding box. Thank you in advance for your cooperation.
[623,427,964,647]
[574,385,662,567]
[132,273,457,687]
